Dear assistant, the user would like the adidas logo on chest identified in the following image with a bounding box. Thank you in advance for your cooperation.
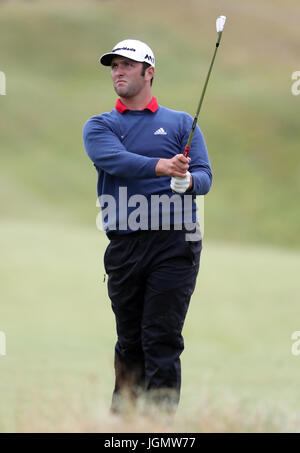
[154,127,167,135]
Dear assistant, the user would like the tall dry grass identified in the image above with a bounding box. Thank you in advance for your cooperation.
[14,388,300,433]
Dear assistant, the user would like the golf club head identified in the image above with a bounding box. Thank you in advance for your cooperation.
[216,15,226,33]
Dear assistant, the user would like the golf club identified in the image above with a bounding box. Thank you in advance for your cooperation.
[183,15,227,158]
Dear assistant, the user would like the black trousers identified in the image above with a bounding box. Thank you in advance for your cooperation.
[104,227,202,412]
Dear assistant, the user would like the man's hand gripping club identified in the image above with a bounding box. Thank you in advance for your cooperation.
[155,154,192,193]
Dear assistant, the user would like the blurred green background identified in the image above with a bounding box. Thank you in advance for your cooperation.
[0,0,300,432]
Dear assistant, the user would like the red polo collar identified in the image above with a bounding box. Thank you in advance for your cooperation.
[115,96,159,114]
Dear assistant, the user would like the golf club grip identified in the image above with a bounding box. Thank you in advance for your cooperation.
[183,145,191,158]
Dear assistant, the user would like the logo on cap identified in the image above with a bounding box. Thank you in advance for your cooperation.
[113,46,136,53]
[145,54,154,64]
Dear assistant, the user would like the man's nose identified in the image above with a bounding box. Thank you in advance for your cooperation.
[115,65,125,77]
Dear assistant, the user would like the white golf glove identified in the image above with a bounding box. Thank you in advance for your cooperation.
[170,171,191,193]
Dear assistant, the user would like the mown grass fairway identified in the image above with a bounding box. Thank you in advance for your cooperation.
[1,221,299,432]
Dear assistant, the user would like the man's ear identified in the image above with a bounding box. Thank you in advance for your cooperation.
[145,66,155,82]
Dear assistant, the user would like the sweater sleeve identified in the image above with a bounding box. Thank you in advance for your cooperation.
[83,116,160,178]
[181,116,213,195]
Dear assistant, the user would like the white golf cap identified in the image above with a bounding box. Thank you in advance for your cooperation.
[99,39,155,67]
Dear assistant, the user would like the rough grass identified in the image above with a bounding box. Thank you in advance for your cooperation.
[13,389,300,433]
[0,0,299,247]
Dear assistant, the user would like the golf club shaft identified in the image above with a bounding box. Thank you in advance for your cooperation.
[183,31,224,158]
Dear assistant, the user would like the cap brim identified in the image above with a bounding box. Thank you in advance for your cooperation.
[99,50,147,66]
[99,52,116,66]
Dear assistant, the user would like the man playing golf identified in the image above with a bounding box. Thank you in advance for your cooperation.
[83,39,212,414]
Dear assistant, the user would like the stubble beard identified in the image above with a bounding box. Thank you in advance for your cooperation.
[114,84,137,98]
[114,77,145,98]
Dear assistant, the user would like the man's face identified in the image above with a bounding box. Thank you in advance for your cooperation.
[110,56,149,98]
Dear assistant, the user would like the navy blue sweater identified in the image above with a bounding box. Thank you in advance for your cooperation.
[83,98,212,235]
